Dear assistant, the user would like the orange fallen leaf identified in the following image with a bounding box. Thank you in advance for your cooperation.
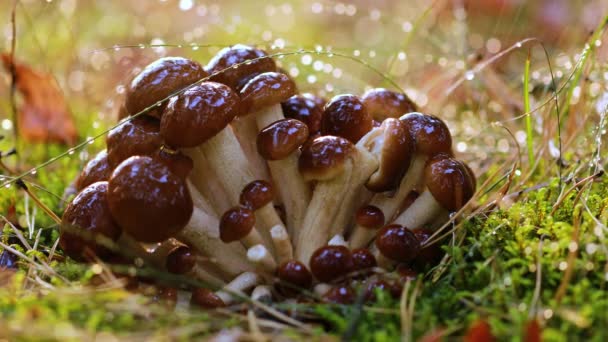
[524,319,542,342]
[464,320,496,342]
[2,54,77,145]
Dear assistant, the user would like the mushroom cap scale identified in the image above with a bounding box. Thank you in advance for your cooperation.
[206,44,276,90]
[425,157,476,212]
[60,181,122,261]
[160,82,240,148]
[298,135,355,181]
[107,156,193,243]
[257,119,309,160]
[239,72,296,113]
[321,94,373,143]
[362,88,417,121]
[126,57,207,118]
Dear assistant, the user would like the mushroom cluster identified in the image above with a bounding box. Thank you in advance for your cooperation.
[61,45,476,308]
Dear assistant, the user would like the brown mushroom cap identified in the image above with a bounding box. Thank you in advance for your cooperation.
[126,57,207,118]
[219,206,256,242]
[365,118,413,192]
[355,205,385,229]
[321,94,373,143]
[60,181,122,261]
[239,180,274,210]
[309,245,354,282]
[276,260,313,295]
[239,72,296,113]
[206,44,276,90]
[76,150,113,190]
[191,288,226,309]
[351,248,377,271]
[322,285,355,304]
[281,94,325,133]
[298,135,355,181]
[166,246,196,274]
[390,265,417,297]
[257,118,309,160]
[160,82,240,148]
[412,229,444,268]
[152,148,194,180]
[375,224,420,262]
[399,113,452,157]
[425,157,476,212]
[364,279,391,301]
[362,88,417,121]
[107,156,193,243]
[106,116,162,168]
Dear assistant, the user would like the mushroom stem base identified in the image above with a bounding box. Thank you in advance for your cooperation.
[392,190,445,229]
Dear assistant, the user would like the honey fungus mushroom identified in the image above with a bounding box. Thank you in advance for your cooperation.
[125,57,207,118]
[362,88,417,121]
[75,150,112,191]
[281,93,325,134]
[321,94,373,143]
[106,115,163,168]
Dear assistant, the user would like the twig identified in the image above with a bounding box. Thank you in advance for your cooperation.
[8,0,19,164]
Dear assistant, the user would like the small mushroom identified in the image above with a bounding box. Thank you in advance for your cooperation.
[275,260,313,296]
[322,285,356,304]
[165,246,225,287]
[393,157,476,229]
[351,248,378,273]
[281,93,325,134]
[191,288,226,309]
[205,44,276,91]
[321,94,373,143]
[215,271,262,305]
[106,116,163,168]
[309,245,354,283]
[75,150,112,191]
[126,57,207,118]
[361,88,417,121]
[348,205,385,249]
[238,180,285,251]
[375,224,420,263]
[257,119,311,237]
[219,206,265,248]
[295,135,378,263]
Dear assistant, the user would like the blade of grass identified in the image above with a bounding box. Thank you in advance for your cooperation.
[523,49,534,167]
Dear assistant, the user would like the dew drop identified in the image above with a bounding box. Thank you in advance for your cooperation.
[465,71,475,80]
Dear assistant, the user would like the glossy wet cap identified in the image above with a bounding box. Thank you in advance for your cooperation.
[309,245,354,282]
[412,229,444,267]
[362,88,417,121]
[191,288,226,309]
[107,156,193,243]
[425,157,476,211]
[126,57,207,118]
[400,112,452,156]
[161,82,240,148]
[281,94,325,133]
[321,94,372,143]
[375,224,420,262]
[257,119,309,160]
[60,181,122,261]
[322,285,355,304]
[206,44,276,90]
[298,135,355,181]
[219,206,256,242]
[276,260,313,295]
[76,150,113,190]
[106,116,162,168]
[239,72,296,113]
[239,180,274,210]
[364,118,413,192]
[166,246,196,274]
[364,279,391,301]
[351,248,377,271]
[355,205,385,229]
[152,148,194,180]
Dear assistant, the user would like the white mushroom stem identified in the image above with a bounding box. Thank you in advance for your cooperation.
[115,234,157,266]
[270,225,293,264]
[254,103,284,129]
[232,115,271,181]
[247,244,277,274]
[251,285,273,303]
[177,208,254,279]
[183,148,231,215]
[199,126,281,249]
[216,272,262,304]
[370,244,394,270]
[328,234,347,247]
[348,227,378,250]
[313,283,332,296]
[267,154,311,239]
[392,190,445,229]
[239,228,266,249]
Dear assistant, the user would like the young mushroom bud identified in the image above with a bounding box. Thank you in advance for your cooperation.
[309,245,354,283]
[106,116,163,168]
[281,94,325,134]
[296,135,378,263]
[165,245,224,287]
[375,224,420,263]
[362,88,417,121]
[351,248,378,272]
[191,288,226,309]
[219,206,264,248]
[205,44,276,91]
[126,57,207,118]
[322,285,356,304]
[60,182,122,261]
[75,150,112,190]
[393,157,476,230]
[275,260,313,296]
[321,94,373,143]
[256,119,311,237]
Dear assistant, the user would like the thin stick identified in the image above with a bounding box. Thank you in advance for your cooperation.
[15,179,61,224]
[8,0,19,158]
